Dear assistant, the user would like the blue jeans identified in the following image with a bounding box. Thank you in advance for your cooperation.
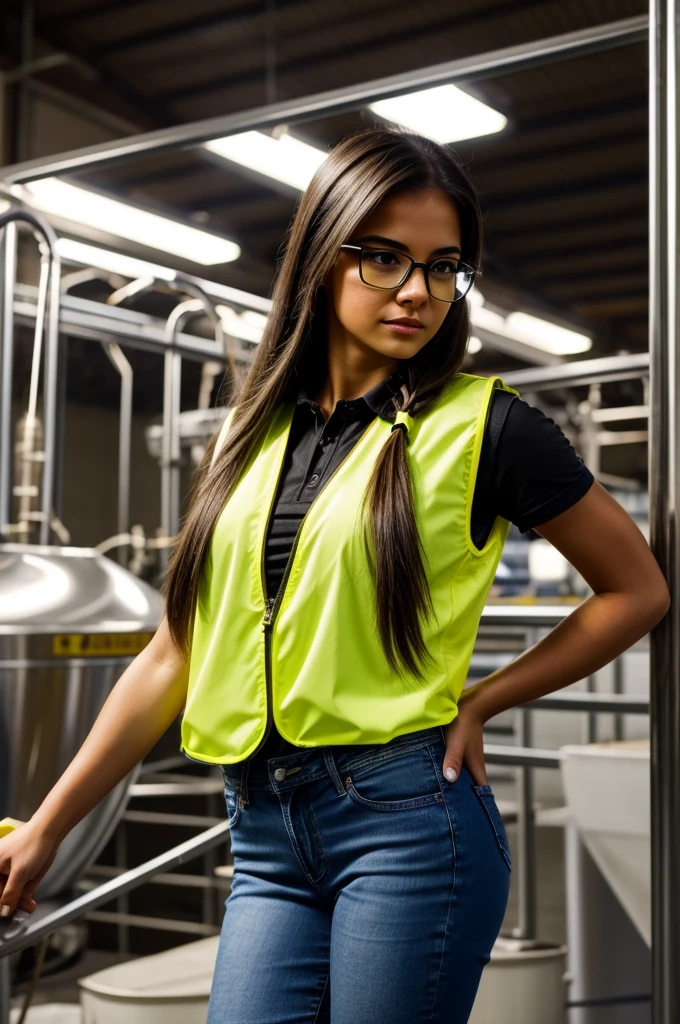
[206,725,511,1024]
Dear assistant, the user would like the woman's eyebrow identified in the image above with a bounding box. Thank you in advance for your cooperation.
[353,234,462,256]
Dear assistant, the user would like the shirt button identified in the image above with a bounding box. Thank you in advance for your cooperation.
[274,768,287,782]
[308,474,319,486]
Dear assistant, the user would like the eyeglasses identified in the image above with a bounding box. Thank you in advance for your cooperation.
[338,244,478,303]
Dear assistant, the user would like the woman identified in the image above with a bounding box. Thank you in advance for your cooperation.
[0,126,669,1024]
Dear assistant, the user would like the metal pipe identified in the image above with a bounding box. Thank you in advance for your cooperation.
[613,656,625,741]
[585,674,598,744]
[0,17,647,186]
[0,223,17,539]
[103,343,133,567]
[39,226,61,546]
[513,706,538,942]
[0,958,8,1024]
[648,2,680,1021]
[16,247,49,541]
[482,744,564,769]
[0,209,62,546]
[523,691,649,714]
[106,278,224,571]
[160,344,181,575]
[159,288,225,570]
[0,819,232,960]
[11,282,654,383]
[503,351,649,391]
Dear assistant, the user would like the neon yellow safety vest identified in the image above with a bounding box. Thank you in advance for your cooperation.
[181,372,519,764]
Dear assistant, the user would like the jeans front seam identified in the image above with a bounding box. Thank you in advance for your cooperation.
[311,971,330,1024]
[279,793,328,893]
[424,742,458,1022]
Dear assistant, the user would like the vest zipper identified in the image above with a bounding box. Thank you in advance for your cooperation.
[252,417,379,757]
[254,506,317,755]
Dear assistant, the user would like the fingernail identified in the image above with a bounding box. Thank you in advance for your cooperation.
[1,904,11,917]
[444,767,457,782]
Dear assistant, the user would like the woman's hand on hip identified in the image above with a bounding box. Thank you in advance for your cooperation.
[441,704,487,786]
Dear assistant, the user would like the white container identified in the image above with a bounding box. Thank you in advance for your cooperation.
[78,931,567,1024]
[469,937,568,1024]
[10,1006,82,1024]
[560,739,650,945]
[78,936,219,1024]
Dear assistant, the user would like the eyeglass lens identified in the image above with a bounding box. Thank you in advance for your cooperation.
[359,249,473,302]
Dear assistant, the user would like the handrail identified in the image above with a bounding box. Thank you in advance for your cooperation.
[484,744,564,769]
[0,819,231,959]
[0,686,648,962]
[524,692,649,714]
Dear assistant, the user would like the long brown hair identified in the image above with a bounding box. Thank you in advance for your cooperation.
[163,124,483,681]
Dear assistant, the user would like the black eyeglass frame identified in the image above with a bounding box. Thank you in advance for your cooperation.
[338,244,480,304]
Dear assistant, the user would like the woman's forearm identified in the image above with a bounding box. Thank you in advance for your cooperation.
[461,591,669,723]
[29,635,189,844]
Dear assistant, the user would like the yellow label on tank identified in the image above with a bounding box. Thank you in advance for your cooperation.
[52,632,154,657]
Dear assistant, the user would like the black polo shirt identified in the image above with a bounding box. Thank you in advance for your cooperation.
[254,368,594,759]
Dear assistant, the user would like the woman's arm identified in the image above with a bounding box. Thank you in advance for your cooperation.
[29,614,189,843]
[1,615,189,917]
[461,480,669,721]
[441,481,670,784]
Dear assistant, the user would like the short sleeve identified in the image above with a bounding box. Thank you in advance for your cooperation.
[476,392,595,536]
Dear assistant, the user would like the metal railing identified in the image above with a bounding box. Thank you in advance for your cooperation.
[0,658,650,1024]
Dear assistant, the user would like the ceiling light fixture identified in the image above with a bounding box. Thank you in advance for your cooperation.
[368,84,507,143]
[504,311,592,355]
[52,236,271,315]
[206,130,327,191]
[216,303,268,343]
[472,305,592,355]
[13,179,241,266]
[56,238,177,281]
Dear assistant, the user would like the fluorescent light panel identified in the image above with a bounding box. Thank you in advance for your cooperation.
[369,84,507,143]
[472,303,592,356]
[56,239,271,334]
[13,179,240,266]
[505,311,592,355]
[206,131,327,191]
[56,238,177,281]
[216,303,268,343]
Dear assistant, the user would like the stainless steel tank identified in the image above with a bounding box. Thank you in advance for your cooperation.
[0,543,165,897]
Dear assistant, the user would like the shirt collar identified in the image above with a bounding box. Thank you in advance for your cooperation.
[296,366,406,421]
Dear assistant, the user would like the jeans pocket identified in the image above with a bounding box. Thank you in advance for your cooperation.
[344,745,445,812]
[222,771,242,830]
[473,784,512,870]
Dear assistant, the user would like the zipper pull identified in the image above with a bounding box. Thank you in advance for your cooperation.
[263,596,276,626]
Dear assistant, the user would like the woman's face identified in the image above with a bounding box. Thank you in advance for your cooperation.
[324,189,463,370]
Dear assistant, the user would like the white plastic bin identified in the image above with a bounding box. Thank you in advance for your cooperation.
[469,937,568,1024]
[10,1005,82,1024]
[78,935,219,1024]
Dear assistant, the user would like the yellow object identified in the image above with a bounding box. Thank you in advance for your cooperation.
[0,817,25,838]
[52,632,154,657]
[182,373,519,764]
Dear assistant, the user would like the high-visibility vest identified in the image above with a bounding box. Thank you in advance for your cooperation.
[181,372,519,764]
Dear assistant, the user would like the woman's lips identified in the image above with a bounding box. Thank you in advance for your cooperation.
[381,321,423,335]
